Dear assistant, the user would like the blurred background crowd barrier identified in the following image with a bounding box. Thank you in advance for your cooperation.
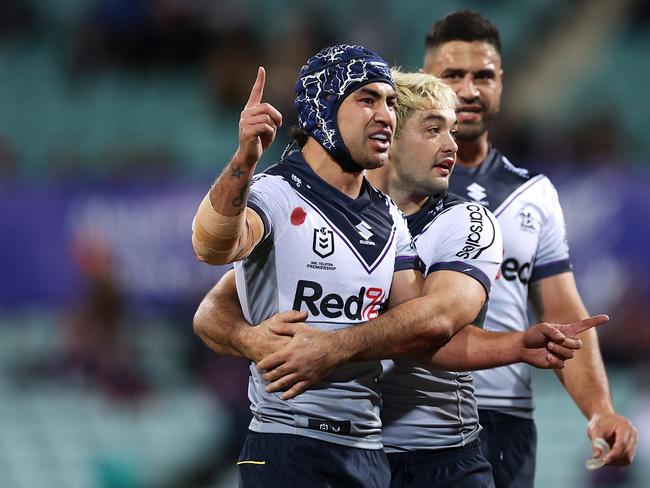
[0,0,648,487]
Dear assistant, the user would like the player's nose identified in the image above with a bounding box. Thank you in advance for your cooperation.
[458,75,480,100]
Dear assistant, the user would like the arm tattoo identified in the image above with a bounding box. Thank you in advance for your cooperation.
[529,281,544,319]
[230,166,244,178]
[231,182,250,212]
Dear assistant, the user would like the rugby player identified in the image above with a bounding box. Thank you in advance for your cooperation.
[194,65,608,487]
[423,10,637,486]
[192,43,453,487]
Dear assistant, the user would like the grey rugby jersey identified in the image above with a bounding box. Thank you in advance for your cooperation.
[234,152,422,449]
[449,147,572,417]
[380,193,503,452]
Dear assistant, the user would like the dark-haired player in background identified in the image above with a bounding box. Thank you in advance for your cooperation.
[422,10,637,487]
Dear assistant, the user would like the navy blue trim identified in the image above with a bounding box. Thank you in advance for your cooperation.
[493,175,544,217]
[268,152,372,210]
[449,147,540,213]
[294,190,397,274]
[395,255,425,273]
[427,261,492,296]
[261,152,400,272]
[247,200,271,240]
[530,259,573,282]
[406,192,467,238]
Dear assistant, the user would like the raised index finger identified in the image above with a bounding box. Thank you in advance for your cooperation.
[245,66,266,108]
[563,314,609,337]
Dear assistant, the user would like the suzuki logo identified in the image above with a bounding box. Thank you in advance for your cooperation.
[466,182,488,203]
[355,221,373,240]
[312,227,334,258]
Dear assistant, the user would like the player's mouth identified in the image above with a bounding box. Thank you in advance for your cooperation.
[368,129,392,151]
[433,157,455,176]
[457,103,482,123]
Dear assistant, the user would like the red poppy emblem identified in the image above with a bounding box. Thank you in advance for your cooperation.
[290,207,307,225]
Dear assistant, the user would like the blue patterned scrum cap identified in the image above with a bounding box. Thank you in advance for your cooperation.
[294,44,394,171]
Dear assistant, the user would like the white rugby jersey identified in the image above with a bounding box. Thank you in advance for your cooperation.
[449,147,572,417]
[234,152,423,449]
[380,193,503,452]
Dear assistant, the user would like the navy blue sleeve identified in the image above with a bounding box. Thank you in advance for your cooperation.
[396,255,426,274]
[530,258,573,283]
[427,260,492,296]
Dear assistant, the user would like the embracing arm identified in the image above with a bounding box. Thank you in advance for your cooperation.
[530,272,637,465]
[192,67,281,265]
[338,269,486,360]
[256,269,485,398]
[193,270,252,358]
[193,270,307,362]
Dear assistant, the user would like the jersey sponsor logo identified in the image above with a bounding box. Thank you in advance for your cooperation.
[313,227,335,258]
[455,204,494,259]
[500,257,531,284]
[355,221,376,246]
[293,280,385,320]
[466,182,489,205]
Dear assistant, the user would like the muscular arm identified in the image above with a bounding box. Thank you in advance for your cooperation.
[339,269,486,360]
[530,272,611,417]
[530,272,637,465]
[424,326,546,371]
[191,67,281,265]
[420,317,603,371]
[193,270,306,363]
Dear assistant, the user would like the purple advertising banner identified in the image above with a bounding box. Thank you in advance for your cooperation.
[0,183,226,310]
[1,170,648,314]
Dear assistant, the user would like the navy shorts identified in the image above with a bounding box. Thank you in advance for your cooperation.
[478,409,537,488]
[237,431,391,488]
[387,439,495,488]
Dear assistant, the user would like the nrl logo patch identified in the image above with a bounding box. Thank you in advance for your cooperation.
[313,227,335,258]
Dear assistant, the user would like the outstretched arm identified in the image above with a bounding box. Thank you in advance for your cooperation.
[419,314,608,371]
[193,270,307,363]
[258,269,607,399]
[530,272,637,466]
[192,67,282,265]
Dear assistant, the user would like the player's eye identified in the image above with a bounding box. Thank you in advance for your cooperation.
[442,72,462,81]
[475,71,495,79]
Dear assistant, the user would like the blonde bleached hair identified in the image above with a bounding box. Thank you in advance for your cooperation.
[392,68,458,138]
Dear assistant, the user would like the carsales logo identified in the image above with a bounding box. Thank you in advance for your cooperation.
[292,280,385,321]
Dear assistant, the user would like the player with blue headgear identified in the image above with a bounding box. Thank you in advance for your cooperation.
[294,44,396,172]
[191,44,424,487]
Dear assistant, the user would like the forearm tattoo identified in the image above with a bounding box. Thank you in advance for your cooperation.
[231,182,250,212]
